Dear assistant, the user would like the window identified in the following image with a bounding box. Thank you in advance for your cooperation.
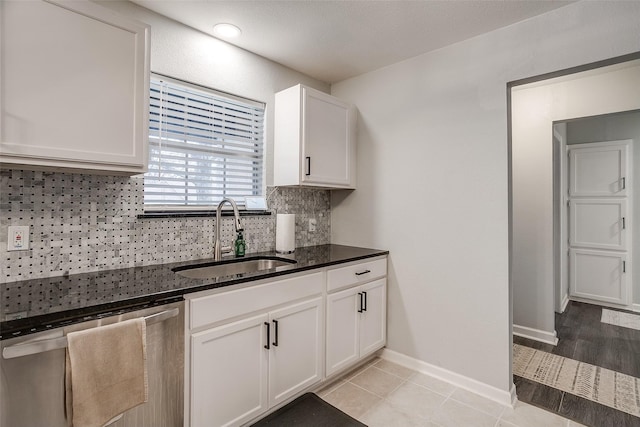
[144,75,265,210]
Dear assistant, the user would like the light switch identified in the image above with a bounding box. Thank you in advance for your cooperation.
[7,225,30,251]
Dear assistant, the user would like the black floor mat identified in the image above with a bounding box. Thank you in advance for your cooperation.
[250,392,367,427]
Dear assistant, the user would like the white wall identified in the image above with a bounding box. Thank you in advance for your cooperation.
[97,0,329,186]
[512,64,640,339]
[566,111,640,307]
[552,122,569,313]
[331,0,640,394]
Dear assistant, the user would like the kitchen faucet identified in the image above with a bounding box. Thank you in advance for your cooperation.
[214,198,243,261]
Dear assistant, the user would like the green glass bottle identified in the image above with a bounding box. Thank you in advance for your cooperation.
[235,231,246,257]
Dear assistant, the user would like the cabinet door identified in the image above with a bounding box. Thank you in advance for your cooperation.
[569,143,628,197]
[570,249,628,305]
[191,314,269,427]
[359,279,387,357]
[0,0,149,174]
[569,199,627,250]
[268,297,323,407]
[301,88,354,187]
[325,287,360,376]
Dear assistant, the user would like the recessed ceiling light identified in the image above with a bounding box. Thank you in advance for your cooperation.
[213,23,241,39]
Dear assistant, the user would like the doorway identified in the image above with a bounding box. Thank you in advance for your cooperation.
[555,111,640,313]
[511,55,640,345]
[510,56,640,426]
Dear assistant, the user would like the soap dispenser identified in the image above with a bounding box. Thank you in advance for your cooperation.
[234,231,246,257]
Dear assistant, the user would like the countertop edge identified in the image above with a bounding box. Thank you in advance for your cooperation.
[1,246,388,340]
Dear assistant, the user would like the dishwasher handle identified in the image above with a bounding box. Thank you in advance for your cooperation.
[2,307,180,360]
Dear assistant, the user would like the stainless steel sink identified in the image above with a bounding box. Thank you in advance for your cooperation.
[173,257,297,279]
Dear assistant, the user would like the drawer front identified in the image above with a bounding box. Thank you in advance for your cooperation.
[327,257,387,293]
[190,271,324,330]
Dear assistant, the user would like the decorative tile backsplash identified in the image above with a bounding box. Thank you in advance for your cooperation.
[0,169,330,283]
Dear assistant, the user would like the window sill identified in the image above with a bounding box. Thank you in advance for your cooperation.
[138,210,272,219]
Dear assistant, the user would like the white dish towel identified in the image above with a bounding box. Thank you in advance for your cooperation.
[65,318,148,427]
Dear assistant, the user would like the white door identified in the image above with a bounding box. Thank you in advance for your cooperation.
[191,314,269,427]
[301,87,352,186]
[359,279,387,357]
[1,0,148,172]
[325,287,360,376]
[570,249,627,304]
[569,144,628,197]
[569,199,627,250]
[268,297,323,407]
[568,140,632,306]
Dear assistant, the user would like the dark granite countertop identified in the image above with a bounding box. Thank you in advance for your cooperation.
[0,244,388,340]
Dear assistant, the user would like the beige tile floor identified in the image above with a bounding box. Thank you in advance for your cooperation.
[317,358,585,427]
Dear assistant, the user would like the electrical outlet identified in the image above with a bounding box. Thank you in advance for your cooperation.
[7,225,30,251]
[308,218,317,232]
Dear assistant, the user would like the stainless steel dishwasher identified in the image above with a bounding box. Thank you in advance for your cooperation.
[0,301,184,427]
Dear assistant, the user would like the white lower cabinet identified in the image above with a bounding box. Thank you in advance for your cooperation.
[191,314,269,427]
[326,278,387,377]
[185,257,387,426]
[186,273,324,427]
[268,298,323,407]
[358,279,387,356]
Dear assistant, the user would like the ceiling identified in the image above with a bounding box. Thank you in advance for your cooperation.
[132,0,575,84]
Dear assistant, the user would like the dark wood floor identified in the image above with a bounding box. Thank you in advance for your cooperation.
[514,301,640,427]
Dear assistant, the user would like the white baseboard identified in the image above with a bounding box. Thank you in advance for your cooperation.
[379,348,514,407]
[513,324,558,346]
[569,296,637,313]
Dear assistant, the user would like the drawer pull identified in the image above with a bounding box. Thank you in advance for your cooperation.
[355,270,371,276]
[264,322,270,350]
[273,319,279,347]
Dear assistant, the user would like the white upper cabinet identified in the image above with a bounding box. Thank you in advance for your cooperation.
[274,84,356,189]
[0,0,150,175]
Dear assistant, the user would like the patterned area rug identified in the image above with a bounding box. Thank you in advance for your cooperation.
[601,309,640,331]
[513,344,640,418]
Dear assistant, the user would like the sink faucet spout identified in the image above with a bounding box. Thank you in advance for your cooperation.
[214,198,243,261]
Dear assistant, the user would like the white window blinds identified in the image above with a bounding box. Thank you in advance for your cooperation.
[144,76,265,209]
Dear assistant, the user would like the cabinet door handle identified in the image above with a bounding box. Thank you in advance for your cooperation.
[622,217,626,229]
[622,177,626,190]
[264,322,270,350]
[623,260,626,273]
[363,291,367,312]
[355,270,371,276]
[357,292,364,313]
[272,320,279,347]
[305,157,311,176]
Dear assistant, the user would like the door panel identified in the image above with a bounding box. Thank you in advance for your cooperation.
[302,88,351,186]
[569,144,627,197]
[191,314,268,427]
[569,199,627,250]
[570,249,627,304]
[325,287,359,376]
[268,297,323,407]
[359,279,387,357]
